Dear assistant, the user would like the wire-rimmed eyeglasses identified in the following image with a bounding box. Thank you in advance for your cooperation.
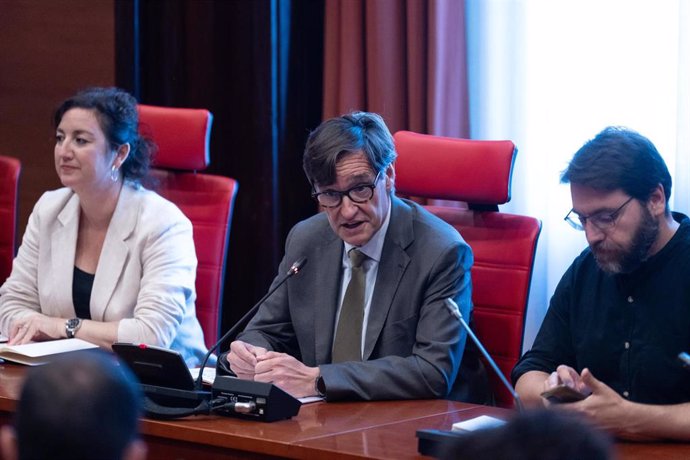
[312,171,382,208]
[564,196,634,231]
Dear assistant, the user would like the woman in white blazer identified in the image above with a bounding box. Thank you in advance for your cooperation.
[0,87,208,366]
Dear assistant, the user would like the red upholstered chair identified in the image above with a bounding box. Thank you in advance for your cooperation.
[394,130,541,408]
[0,155,21,284]
[138,105,238,349]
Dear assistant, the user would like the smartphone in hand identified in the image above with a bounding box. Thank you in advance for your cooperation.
[540,384,587,404]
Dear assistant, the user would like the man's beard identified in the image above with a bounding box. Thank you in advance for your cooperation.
[591,206,659,274]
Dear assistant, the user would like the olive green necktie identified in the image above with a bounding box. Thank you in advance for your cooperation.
[332,249,367,363]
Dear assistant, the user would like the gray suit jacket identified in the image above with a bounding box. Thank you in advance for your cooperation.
[236,196,473,400]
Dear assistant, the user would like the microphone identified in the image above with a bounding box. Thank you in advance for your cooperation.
[444,298,523,411]
[417,298,522,455]
[195,257,308,390]
[116,257,307,421]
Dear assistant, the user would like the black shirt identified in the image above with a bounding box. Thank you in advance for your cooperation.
[512,213,690,405]
[72,266,93,320]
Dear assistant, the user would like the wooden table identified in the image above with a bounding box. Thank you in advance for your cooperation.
[0,363,688,459]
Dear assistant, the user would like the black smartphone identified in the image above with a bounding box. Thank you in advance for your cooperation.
[540,384,587,404]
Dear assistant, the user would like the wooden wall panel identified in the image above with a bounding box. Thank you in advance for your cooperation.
[0,0,115,239]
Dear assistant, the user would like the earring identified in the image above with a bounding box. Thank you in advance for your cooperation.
[110,165,119,182]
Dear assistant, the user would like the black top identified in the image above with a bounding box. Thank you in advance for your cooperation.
[512,213,690,405]
[72,266,93,320]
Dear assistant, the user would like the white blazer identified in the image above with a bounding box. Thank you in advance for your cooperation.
[0,183,208,366]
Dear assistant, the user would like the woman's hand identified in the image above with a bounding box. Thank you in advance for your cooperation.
[9,315,65,345]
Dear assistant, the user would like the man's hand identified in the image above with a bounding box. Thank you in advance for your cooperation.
[558,368,653,440]
[254,351,320,398]
[519,368,690,440]
[9,315,64,345]
[226,340,268,380]
[544,364,592,395]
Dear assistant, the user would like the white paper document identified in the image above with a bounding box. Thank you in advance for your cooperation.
[0,338,98,366]
[189,366,217,385]
[452,415,507,432]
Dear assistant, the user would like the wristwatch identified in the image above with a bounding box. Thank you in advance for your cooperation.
[65,318,82,338]
[315,375,326,398]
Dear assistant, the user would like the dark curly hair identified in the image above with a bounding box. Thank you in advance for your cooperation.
[54,87,155,183]
[561,126,672,213]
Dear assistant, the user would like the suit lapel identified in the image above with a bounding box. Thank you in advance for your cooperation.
[90,185,138,320]
[363,197,413,359]
[48,193,80,316]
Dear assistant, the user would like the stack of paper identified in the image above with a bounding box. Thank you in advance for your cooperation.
[0,339,98,366]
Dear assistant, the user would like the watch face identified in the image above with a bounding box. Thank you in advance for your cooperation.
[67,318,80,329]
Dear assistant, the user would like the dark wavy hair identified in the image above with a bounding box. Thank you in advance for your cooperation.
[54,87,155,183]
[561,126,672,212]
[303,111,397,187]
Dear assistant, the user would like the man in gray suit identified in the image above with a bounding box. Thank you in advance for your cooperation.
[222,112,477,401]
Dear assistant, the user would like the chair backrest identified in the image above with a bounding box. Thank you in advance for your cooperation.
[394,130,541,408]
[138,105,239,349]
[0,155,21,285]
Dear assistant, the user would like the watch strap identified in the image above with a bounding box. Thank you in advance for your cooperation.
[315,375,326,398]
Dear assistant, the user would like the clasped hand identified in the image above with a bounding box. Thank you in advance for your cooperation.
[226,340,319,398]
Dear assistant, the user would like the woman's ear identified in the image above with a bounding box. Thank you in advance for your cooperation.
[114,143,131,169]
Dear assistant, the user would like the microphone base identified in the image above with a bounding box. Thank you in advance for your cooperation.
[211,376,301,422]
[142,384,212,409]
[416,429,466,457]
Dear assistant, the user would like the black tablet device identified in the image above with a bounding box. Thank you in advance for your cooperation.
[113,342,197,391]
[113,343,212,415]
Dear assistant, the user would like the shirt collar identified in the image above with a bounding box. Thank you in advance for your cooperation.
[343,197,392,264]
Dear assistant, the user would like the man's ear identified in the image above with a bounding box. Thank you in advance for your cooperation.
[647,184,667,217]
[123,439,147,460]
[385,164,396,192]
[0,425,18,460]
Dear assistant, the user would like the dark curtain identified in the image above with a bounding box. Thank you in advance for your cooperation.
[115,0,324,342]
[323,0,469,207]
[323,0,469,137]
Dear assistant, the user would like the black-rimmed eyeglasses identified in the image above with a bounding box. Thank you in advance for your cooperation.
[312,171,382,208]
[564,196,634,231]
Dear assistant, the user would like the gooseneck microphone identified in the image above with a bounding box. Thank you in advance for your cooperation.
[444,298,523,412]
[195,257,308,390]
[416,299,523,454]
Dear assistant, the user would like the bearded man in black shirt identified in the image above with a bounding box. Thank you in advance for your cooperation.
[512,126,690,441]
